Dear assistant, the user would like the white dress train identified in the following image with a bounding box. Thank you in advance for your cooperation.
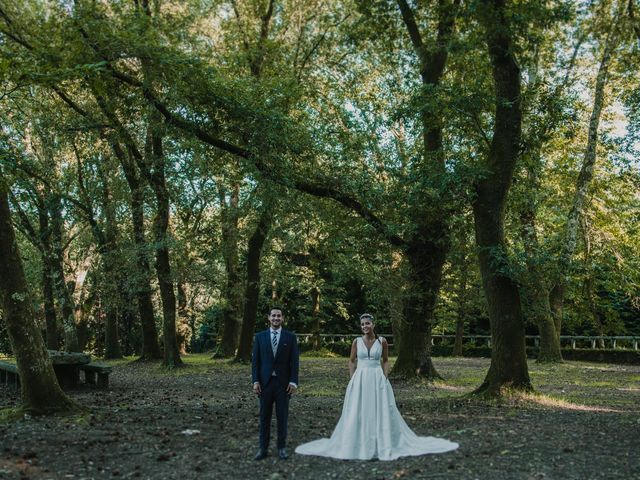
[295,337,459,461]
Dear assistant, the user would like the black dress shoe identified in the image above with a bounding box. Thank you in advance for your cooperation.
[278,448,288,460]
[254,449,268,460]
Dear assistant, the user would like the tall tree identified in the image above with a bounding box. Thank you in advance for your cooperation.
[236,196,276,362]
[111,140,162,360]
[230,0,280,362]
[10,184,60,349]
[472,0,532,396]
[549,2,626,341]
[74,146,123,358]
[215,178,243,357]
[0,172,77,414]
[145,111,182,368]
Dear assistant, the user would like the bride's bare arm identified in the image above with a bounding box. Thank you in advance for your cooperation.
[381,337,390,378]
[348,339,357,377]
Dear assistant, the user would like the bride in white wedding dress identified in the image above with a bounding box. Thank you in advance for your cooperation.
[295,314,459,461]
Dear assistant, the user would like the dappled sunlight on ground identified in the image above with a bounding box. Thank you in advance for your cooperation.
[519,393,628,413]
[1,354,638,479]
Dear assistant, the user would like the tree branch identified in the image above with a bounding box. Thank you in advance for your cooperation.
[231,0,251,52]
[8,191,42,251]
[396,0,425,61]
[250,0,276,77]
[629,0,640,43]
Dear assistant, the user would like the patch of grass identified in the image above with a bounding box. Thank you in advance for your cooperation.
[100,353,234,376]
[518,392,624,412]
[301,348,341,358]
[301,386,344,398]
[153,354,213,376]
[60,411,93,425]
[0,405,83,421]
[571,380,616,388]
[0,407,23,422]
[441,375,483,387]
[99,356,138,367]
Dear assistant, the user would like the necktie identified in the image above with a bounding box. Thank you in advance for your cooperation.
[272,330,278,355]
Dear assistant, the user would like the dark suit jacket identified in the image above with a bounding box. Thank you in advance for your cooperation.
[252,328,299,387]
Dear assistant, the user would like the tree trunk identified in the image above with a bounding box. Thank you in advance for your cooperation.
[215,182,242,358]
[472,0,532,396]
[36,199,60,350]
[549,16,620,333]
[549,284,564,337]
[101,259,121,360]
[75,150,123,359]
[148,125,182,368]
[74,291,94,353]
[48,194,79,352]
[391,235,446,379]
[0,182,76,414]
[233,0,277,364]
[93,85,162,360]
[530,288,562,362]
[311,286,321,351]
[115,144,162,360]
[387,251,405,356]
[582,219,606,346]
[42,263,59,350]
[453,254,469,357]
[520,207,563,362]
[101,178,122,359]
[176,282,190,355]
[235,203,275,363]
[389,0,459,379]
[137,0,180,367]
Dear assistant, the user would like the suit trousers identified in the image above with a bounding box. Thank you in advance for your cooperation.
[259,376,290,450]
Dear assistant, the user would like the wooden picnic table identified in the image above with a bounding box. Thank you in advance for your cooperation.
[1,351,112,390]
[47,350,91,389]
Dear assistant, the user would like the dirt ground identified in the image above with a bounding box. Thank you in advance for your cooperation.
[0,355,638,480]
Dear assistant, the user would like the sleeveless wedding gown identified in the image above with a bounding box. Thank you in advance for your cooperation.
[295,337,459,460]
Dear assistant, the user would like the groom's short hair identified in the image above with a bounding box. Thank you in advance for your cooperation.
[269,306,284,315]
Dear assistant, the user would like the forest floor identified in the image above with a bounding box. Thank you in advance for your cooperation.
[0,354,639,480]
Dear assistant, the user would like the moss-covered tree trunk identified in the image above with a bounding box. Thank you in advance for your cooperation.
[48,194,79,352]
[453,255,469,357]
[392,236,447,379]
[37,202,59,350]
[101,172,122,359]
[176,282,190,355]
[232,3,277,363]
[215,181,243,358]
[390,0,459,379]
[42,261,59,350]
[548,15,620,342]
[9,187,61,350]
[148,121,182,368]
[114,143,162,360]
[75,151,123,359]
[472,0,532,396]
[520,206,563,363]
[236,203,275,363]
[0,181,76,414]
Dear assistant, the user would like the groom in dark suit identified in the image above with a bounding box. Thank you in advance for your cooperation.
[252,307,299,460]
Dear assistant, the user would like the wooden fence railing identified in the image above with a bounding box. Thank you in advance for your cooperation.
[297,334,640,350]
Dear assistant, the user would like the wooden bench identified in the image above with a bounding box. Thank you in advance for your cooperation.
[0,360,20,388]
[79,362,112,388]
